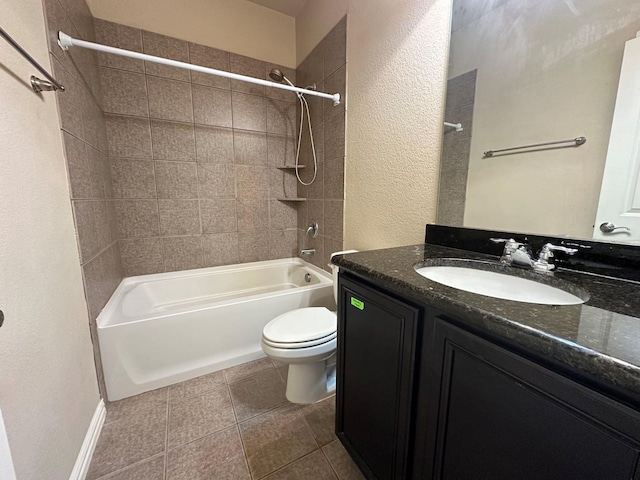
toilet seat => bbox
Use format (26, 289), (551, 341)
(262, 307), (336, 349)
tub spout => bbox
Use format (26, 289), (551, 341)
(300, 248), (315, 256)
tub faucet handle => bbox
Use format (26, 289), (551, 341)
(306, 221), (319, 238)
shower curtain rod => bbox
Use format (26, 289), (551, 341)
(57, 32), (341, 106)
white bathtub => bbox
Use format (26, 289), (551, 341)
(97, 258), (335, 401)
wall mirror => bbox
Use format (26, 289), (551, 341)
(436, 0), (640, 245)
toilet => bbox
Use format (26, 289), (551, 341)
(261, 250), (357, 404)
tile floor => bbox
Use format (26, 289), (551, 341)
(87, 357), (365, 479)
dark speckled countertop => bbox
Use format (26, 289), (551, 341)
(333, 244), (640, 408)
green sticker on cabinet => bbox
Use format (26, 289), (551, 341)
(350, 297), (365, 310)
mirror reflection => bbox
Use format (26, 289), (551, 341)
(437, 0), (640, 245)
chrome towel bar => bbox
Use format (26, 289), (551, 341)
(484, 136), (586, 157)
(0, 26), (64, 92)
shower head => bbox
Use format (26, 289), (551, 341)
(269, 68), (296, 88)
(269, 68), (284, 82)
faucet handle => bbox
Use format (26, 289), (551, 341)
(539, 243), (578, 260)
(490, 237), (522, 247)
(490, 238), (525, 264)
(533, 243), (578, 274)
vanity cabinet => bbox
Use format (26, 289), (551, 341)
(416, 317), (640, 480)
(336, 274), (421, 480)
(337, 272), (640, 480)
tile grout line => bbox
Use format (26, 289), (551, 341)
(91, 453), (165, 480)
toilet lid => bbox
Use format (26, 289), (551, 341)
(263, 307), (336, 344)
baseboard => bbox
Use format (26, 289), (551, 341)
(69, 400), (105, 480)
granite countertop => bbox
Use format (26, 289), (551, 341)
(333, 243), (640, 408)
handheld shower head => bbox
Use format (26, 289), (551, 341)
(269, 68), (295, 88)
(269, 68), (284, 82)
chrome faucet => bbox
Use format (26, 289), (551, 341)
(533, 243), (578, 274)
(491, 238), (578, 275)
(300, 248), (316, 256)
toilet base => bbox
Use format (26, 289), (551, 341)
(286, 361), (336, 404)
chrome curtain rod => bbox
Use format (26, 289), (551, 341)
(484, 136), (586, 158)
(58, 32), (341, 106)
(0, 26), (64, 92)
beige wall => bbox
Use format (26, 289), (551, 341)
(299, 0), (450, 251)
(86, 0), (296, 67)
(453, 0), (640, 238)
(0, 1), (100, 478)
(295, 0), (348, 66)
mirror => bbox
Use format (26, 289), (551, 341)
(437, 0), (640, 245)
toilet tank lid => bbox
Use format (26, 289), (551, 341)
(263, 307), (337, 343)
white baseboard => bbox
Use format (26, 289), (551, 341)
(69, 400), (106, 480)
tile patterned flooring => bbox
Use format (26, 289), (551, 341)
(88, 358), (365, 479)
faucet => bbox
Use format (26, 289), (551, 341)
(490, 238), (578, 275)
(300, 248), (316, 256)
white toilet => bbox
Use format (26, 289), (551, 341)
(261, 250), (357, 404)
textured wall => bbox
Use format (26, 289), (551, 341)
(86, 0), (296, 68)
(0, 0), (99, 477)
(344, 0), (452, 250)
(96, 20), (300, 275)
(296, 17), (347, 271)
(43, 0), (120, 399)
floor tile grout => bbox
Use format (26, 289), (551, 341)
(93, 453), (166, 480)
(90, 358), (354, 480)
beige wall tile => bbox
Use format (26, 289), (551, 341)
(147, 76), (193, 122)
(100, 67), (148, 116)
(234, 130), (267, 165)
(195, 125), (234, 163)
(197, 164), (235, 198)
(113, 199), (160, 237)
(236, 165), (269, 198)
(230, 53), (266, 96)
(232, 92), (266, 132)
(202, 233), (239, 267)
(95, 19), (144, 73)
(189, 43), (230, 89)
(269, 200), (297, 230)
(151, 120), (196, 161)
(155, 162), (198, 199)
(269, 229), (298, 259)
(266, 99), (296, 137)
(162, 236), (203, 272)
(110, 158), (156, 199)
(238, 231), (269, 263)
(200, 199), (237, 234)
(158, 199), (201, 235)
(192, 85), (232, 127)
(142, 30), (190, 81)
(119, 238), (164, 276)
(236, 199), (269, 232)
(105, 114), (152, 159)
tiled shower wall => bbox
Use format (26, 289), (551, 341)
(43, 0), (121, 398)
(436, 69), (477, 226)
(296, 17), (347, 271)
(95, 19), (302, 276)
(42, 0), (347, 397)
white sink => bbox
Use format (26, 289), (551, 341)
(414, 265), (587, 305)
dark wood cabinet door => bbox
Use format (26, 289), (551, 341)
(425, 318), (640, 480)
(336, 274), (421, 480)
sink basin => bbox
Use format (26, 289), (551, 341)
(414, 265), (587, 305)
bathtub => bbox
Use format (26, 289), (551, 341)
(97, 258), (335, 401)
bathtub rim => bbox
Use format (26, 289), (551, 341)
(97, 257), (333, 329)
